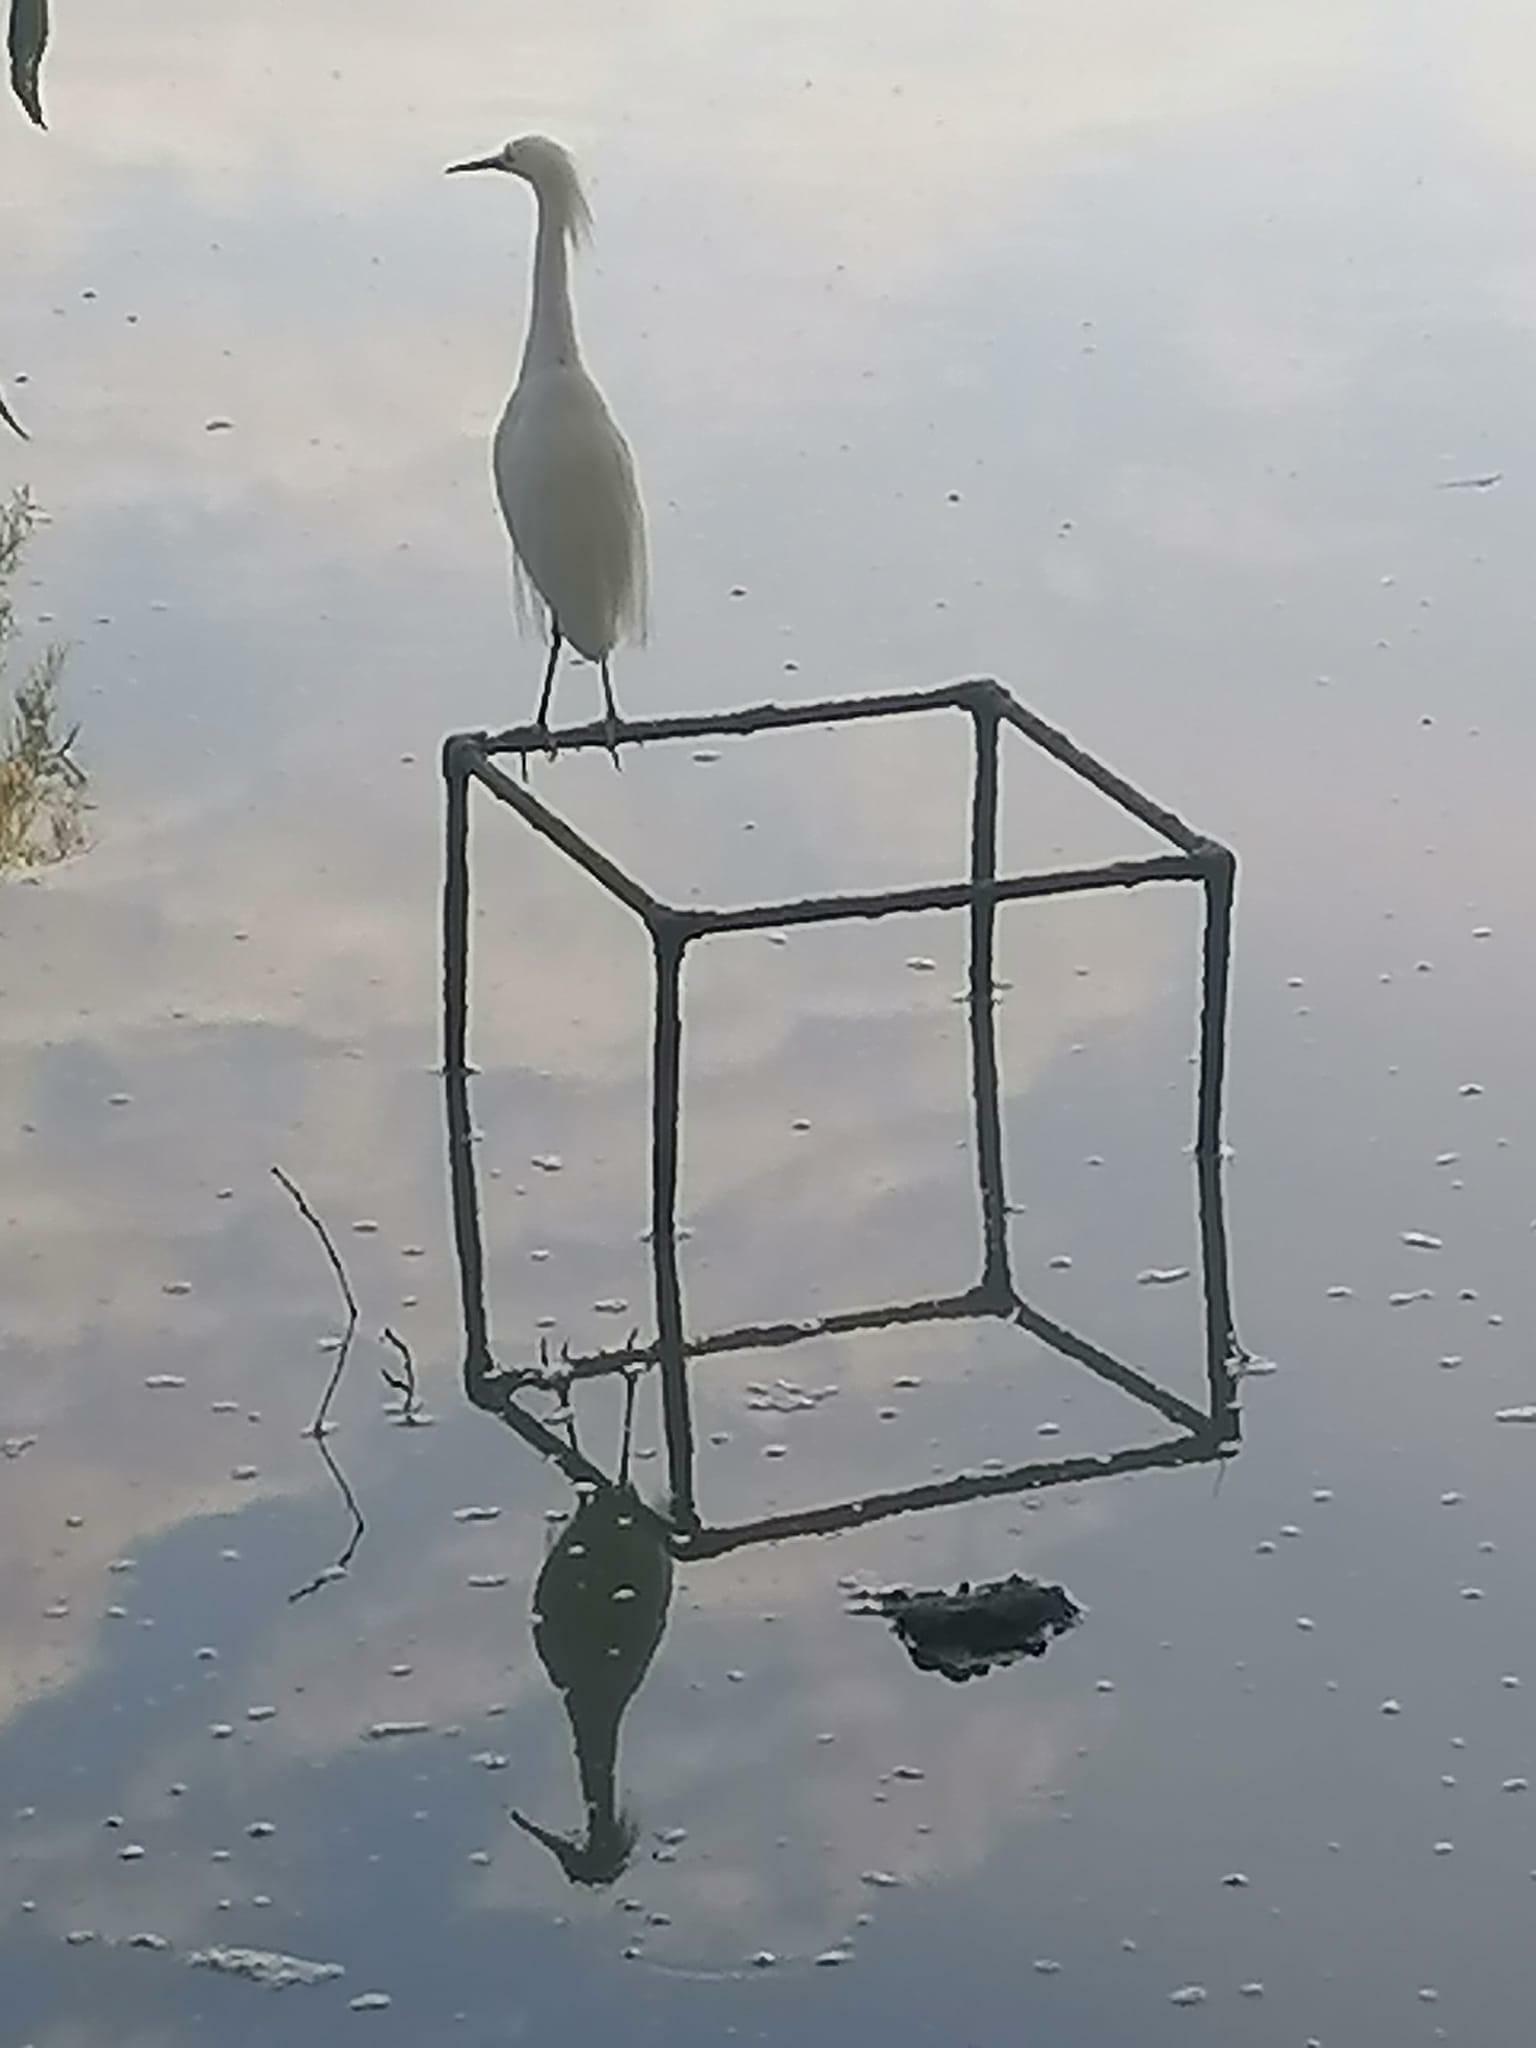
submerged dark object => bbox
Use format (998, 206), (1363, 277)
(861, 1574), (1082, 1682)
(8, 0), (49, 127)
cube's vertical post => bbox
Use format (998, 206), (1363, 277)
(442, 739), (494, 1378)
(1195, 845), (1235, 1160)
(443, 737), (473, 1078)
(967, 693), (1010, 1298)
(650, 921), (697, 1531)
(1196, 843), (1239, 1432)
(444, 1059), (493, 1375)
(1197, 1144), (1239, 1439)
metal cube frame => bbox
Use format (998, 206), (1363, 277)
(442, 678), (1243, 1556)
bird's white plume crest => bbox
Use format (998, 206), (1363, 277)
(510, 134), (593, 246)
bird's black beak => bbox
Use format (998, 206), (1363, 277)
(446, 154), (504, 175)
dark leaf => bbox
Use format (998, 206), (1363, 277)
(8, 0), (49, 128)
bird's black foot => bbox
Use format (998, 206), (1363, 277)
(602, 713), (622, 772)
(518, 725), (557, 782)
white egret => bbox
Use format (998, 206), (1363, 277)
(448, 135), (647, 749)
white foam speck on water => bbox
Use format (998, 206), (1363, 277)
(188, 1946), (344, 1989)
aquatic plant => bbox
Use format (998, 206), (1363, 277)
(0, 486), (85, 871)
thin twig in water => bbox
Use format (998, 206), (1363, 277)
(271, 1164), (358, 1438)
(379, 1323), (423, 1424)
(288, 1433), (367, 1603)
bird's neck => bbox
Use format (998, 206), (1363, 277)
(521, 191), (581, 378)
(570, 1693), (622, 1826)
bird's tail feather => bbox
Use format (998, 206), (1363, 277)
(508, 551), (545, 641)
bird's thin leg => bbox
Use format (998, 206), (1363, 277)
(555, 1370), (579, 1456)
(536, 627), (563, 755)
(619, 1365), (639, 1486)
(519, 629), (563, 783)
(599, 658), (622, 772)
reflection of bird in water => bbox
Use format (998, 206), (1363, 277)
(513, 1484), (673, 1885)
(512, 1384), (672, 1886)
(448, 135), (647, 753)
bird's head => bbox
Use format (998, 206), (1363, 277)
(446, 134), (592, 242)
(510, 1805), (640, 1889)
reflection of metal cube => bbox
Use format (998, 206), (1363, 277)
(443, 678), (1241, 1554)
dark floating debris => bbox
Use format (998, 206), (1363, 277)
(856, 1574), (1083, 1682)
(379, 1324), (424, 1425)
(1437, 472), (1502, 490)
(270, 1165), (358, 1439)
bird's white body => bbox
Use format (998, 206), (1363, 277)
(494, 365), (646, 664)
(451, 134), (646, 730)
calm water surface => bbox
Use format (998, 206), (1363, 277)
(4, 3), (1536, 2042)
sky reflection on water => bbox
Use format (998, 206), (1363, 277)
(5, 2), (1536, 2041)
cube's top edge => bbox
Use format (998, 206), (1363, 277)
(462, 678), (989, 762)
(445, 678), (1233, 879)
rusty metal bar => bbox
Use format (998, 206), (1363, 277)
(465, 750), (662, 922)
(442, 736), (473, 1075)
(677, 1428), (1228, 1558)
(1010, 1296), (1211, 1436)
(967, 695), (1011, 1296)
(1196, 844), (1236, 1159)
(682, 852), (1202, 939)
(1198, 1144), (1243, 1444)
(478, 679), (980, 758)
(527, 1279), (1015, 1388)
(987, 683), (1211, 856)
(443, 1061), (493, 1384)
(1195, 841), (1242, 1435)
(651, 928), (696, 1529)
